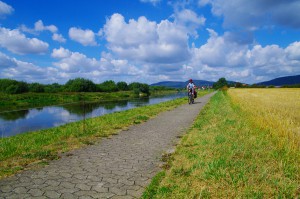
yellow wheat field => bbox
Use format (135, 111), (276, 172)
(228, 88), (300, 150)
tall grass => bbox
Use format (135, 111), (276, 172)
(143, 91), (299, 198)
(228, 88), (300, 151)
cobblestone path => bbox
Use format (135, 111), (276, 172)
(0, 92), (215, 199)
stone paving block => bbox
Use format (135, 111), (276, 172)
(110, 187), (127, 196)
(27, 188), (44, 197)
(44, 190), (61, 198)
(75, 183), (92, 191)
(126, 188), (145, 198)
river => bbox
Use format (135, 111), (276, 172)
(0, 93), (186, 138)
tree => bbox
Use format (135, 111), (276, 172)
(64, 78), (97, 92)
(29, 83), (45, 93)
(0, 79), (29, 94)
(97, 80), (118, 92)
(213, 78), (228, 90)
(128, 82), (150, 96)
(117, 81), (129, 91)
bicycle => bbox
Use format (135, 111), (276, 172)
(188, 89), (194, 104)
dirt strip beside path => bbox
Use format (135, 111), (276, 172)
(0, 92), (215, 199)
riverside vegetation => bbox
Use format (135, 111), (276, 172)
(143, 89), (299, 198)
(0, 90), (212, 179)
(0, 78), (177, 111)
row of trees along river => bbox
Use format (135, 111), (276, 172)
(0, 78), (155, 95)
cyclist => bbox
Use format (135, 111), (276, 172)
(187, 79), (195, 103)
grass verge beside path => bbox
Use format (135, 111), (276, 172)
(0, 91), (211, 179)
(143, 91), (299, 198)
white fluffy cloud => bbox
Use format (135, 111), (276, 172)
(69, 27), (97, 46)
(285, 41), (300, 61)
(199, 0), (300, 29)
(0, 1), (13, 18)
(102, 13), (192, 67)
(173, 9), (206, 37)
(0, 27), (49, 54)
(34, 20), (57, 33)
(52, 33), (66, 43)
(189, 28), (300, 83)
(0, 52), (61, 83)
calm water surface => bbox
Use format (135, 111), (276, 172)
(0, 93), (185, 137)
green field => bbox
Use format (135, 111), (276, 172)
(143, 90), (299, 198)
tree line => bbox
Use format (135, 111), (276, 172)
(212, 77), (300, 89)
(0, 78), (156, 95)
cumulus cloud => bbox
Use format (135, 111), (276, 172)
(285, 41), (300, 61)
(34, 20), (57, 33)
(0, 52), (60, 83)
(0, 1), (14, 18)
(102, 13), (190, 66)
(69, 27), (97, 46)
(20, 20), (66, 43)
(173, 9), (206, 37)
(20, 20), (58, 34)
(189, 28), (300, 83)
(0, 27), (49, 54)
(0, 52), (17, 68)
(52, 33), (66, 43)
(51, 47), (143, 83)
(51, 47), (71, 58)
(199, 0), (300, 29)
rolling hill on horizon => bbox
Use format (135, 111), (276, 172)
(151, 80), (215, 88)
(151, 74), (300, 88)
(257, 75), (300, 86)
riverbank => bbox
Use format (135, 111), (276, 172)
(143, 90), (299, 198)
(0, 90), (212, 179)
(0, 90), (177, 112)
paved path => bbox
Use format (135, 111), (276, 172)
(0, 92), (215, 199)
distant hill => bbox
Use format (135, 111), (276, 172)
(151, 80), (215, 88)
(257, 75), (300, 86)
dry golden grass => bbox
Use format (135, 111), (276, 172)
(228, 88), (300, 150)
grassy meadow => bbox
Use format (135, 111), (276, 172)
(0, 90), (211, 179)
(143, 89), (299, 198)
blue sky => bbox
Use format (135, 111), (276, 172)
(0, 0), (299, 84)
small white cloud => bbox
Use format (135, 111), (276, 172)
(51, 47), (71, 59)
(0, 1), (14, 18)
(0, 27), (48, 55)
(69, 27), (97, 46)
(20, 20), (58, 34)
(52, 33), (66, 43)
(34, 20), (58, 33)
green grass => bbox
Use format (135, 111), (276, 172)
(143, 91), (300, 198)
(0, 90), (212, 179)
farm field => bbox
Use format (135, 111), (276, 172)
(143, 89), (299, 198)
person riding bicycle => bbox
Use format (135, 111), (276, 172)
(187, 79), (195, 98)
